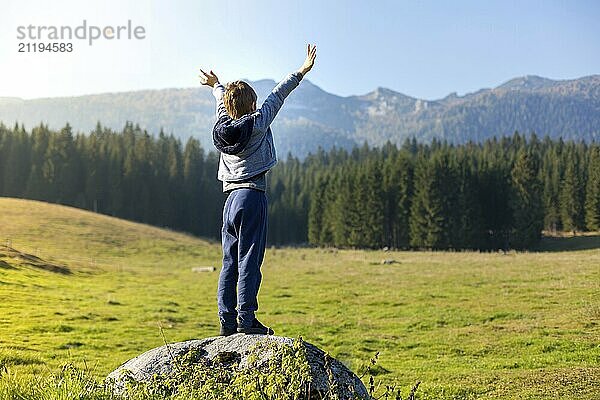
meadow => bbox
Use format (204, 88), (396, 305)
(0, 197), (598, 399)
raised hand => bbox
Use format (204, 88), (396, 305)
(199, 69), (219, 87)
(298, 44), (317, 76)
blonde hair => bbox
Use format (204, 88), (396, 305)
(223, 81), (257, 119)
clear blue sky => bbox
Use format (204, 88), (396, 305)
(1, 0), (599, 99)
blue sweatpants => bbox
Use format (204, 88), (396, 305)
(217, 188), (268, 329)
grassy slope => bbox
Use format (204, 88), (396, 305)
(0, 197), (598, 399)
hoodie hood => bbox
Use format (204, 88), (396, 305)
(212, 113), (255, 155)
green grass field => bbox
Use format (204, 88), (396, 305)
(0, 197), (599, 399)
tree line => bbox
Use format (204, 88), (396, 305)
(1, 121), (599, 250)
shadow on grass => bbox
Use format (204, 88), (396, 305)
(0, 350), (44, 366)
(0, 245), (71, 274)
(534, 233), (600, 252)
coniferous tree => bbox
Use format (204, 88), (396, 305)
(585, 145), (600, 230)
(41, 123), (76, 203)
(308, 173), (327, 245)
(509, 149), (544, 249)
(53, 124), (82, 205)
(560, 147), (585, 233)
(83, 123), (108, 212)
(454, 152), (484, 249)
(107, 134), (125, 217)
(319, 172), (339, 246)
(183, 137), (205, 235)
(479, 154), (512, 250)
(340, 166), (362, 247)
(541, 145), (561, 233)
(25, 124), (51, 200)
(2, 124), (30, 198)
(440, 151), (461, 249)
(382, 151), (413, 248)
(0, 124), (7, 194)
(356, 160), (385, 248)
(165, 134), (184, 227)
(409, 153), (448, 249)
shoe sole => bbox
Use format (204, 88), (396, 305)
(237, 328), (274, 335)
(220, 328), (238, 336)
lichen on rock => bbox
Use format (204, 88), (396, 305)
(106, 334), (368, 399)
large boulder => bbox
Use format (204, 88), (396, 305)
(106, 334), (368, 399)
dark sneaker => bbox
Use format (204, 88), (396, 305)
(220, 325), (237, 336)
(237, 319), (274, 335)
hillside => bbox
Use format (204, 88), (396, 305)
(1, 75), (598, 157)
(0, 197), (218, 270)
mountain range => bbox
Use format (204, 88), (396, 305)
(1, 74), (598, 157)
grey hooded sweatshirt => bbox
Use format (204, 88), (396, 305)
(211, 72), (303, 192)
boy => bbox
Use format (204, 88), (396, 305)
(199, 44), (317, 335)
